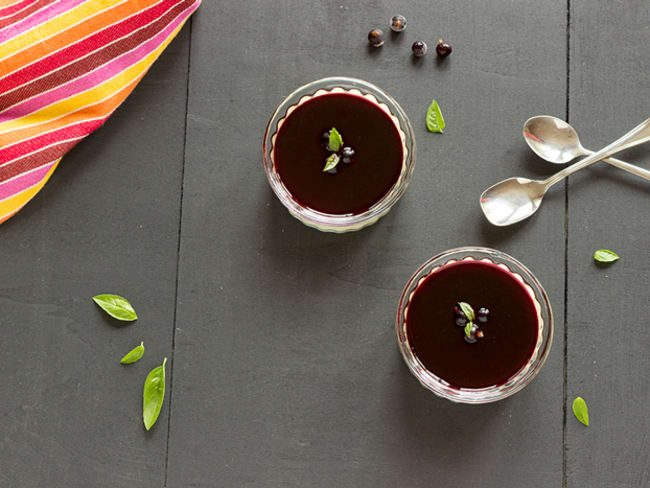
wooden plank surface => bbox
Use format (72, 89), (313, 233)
(165, 2), (567, 487)
(0, 28), (191, 488)
(566, 1), (650, 487)
(1, 2), (647, 487)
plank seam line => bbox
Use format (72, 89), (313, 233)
(562, 1), (571, 487)
(164, 16), (192, 488)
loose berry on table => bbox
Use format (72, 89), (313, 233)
(368, 29), (385, 47)
(436, 39), (452, 57)
(390, 15), (407, 32)
(412, 41), (428, 57)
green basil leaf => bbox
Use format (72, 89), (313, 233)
(594, 249), (619, 263)
(120, 342), (145, 364)
(458, 301), (475, 321)
(323, 153), (340, 172)
(143, 358), (167, 431)
(464, 321), (473, 339)
(426, 99), (445, 133)
(327, 127), (344, 152)
(572, 396), (589, 426)
(92, 294), (137, 321)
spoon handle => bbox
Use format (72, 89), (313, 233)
(583, 150), (650, 181)
(544, 118), (650, 188)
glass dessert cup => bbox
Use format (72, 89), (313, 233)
(262, 77), (416, 233)
(396, 247), (553, 404)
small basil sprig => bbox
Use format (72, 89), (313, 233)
(93, 294), (137, 321)
(572, 397), (589, 426)
(143, 358), (167, 431)
(323, 153), (340, 172)
(464, 321), (473, 339)
(594, 249), (619, 263)
(458, 301), (475, 321)
(327, 127), (344, 152)
(426, 100), (445, 133)
(121, 342), (145, 364)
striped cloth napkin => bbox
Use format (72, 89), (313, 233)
(0, 0), (200, 224)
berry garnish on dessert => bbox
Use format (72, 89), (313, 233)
(454, 309), (467, 327)
(321, 131), (331, 145)
(477, 307), (490, 323)
(464, 322), (481, 344)
(341, 146), (355, 164)
(321, 127), (355, 173)
(457, 301), (486, 344)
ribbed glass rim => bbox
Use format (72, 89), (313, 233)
(396, 247), (554, 404)
(262, 77), (416, 233)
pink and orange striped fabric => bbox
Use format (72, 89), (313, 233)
(0, 0), (200, 224)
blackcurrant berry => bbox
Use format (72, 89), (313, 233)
(341, 146), (355, 163)
(368, 29), (385, 47)
(477, 307), (490, 323)
(464, 324), (480, 344)
(464, 333), (477, 344)
(436, 39), (452, 57)
(390, 15), (406, 32)
(411, 41), (427, 57)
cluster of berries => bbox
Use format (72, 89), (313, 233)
(368, 15), (453, 59)
(454, 303), (490, 344)
(322, 130), (355, 174)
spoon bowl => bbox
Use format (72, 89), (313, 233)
(523, 116), (582, 164)
(480, 178), (545, 226)
(524, 116), (650, 181)
(482, 118), (650, 226)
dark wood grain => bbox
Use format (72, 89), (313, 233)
(0, 28), (190, 488)
(566, 2), (650, 487)
(165, 2), (567, 487)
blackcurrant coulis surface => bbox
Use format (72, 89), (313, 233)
(406, 260), (539, 389)
(273, 93), (403, 215)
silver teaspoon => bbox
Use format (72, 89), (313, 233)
(523, 115), (650, 181)
(481, 118), (650, 226)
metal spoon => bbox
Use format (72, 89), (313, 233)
(523, 115), (650, 180)
(481, 118), (650, 226)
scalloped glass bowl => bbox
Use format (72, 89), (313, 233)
(396, 247), (554, 404)
(262, 77), (416, 233)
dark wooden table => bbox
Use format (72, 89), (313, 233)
(1, 2), (648, 487)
